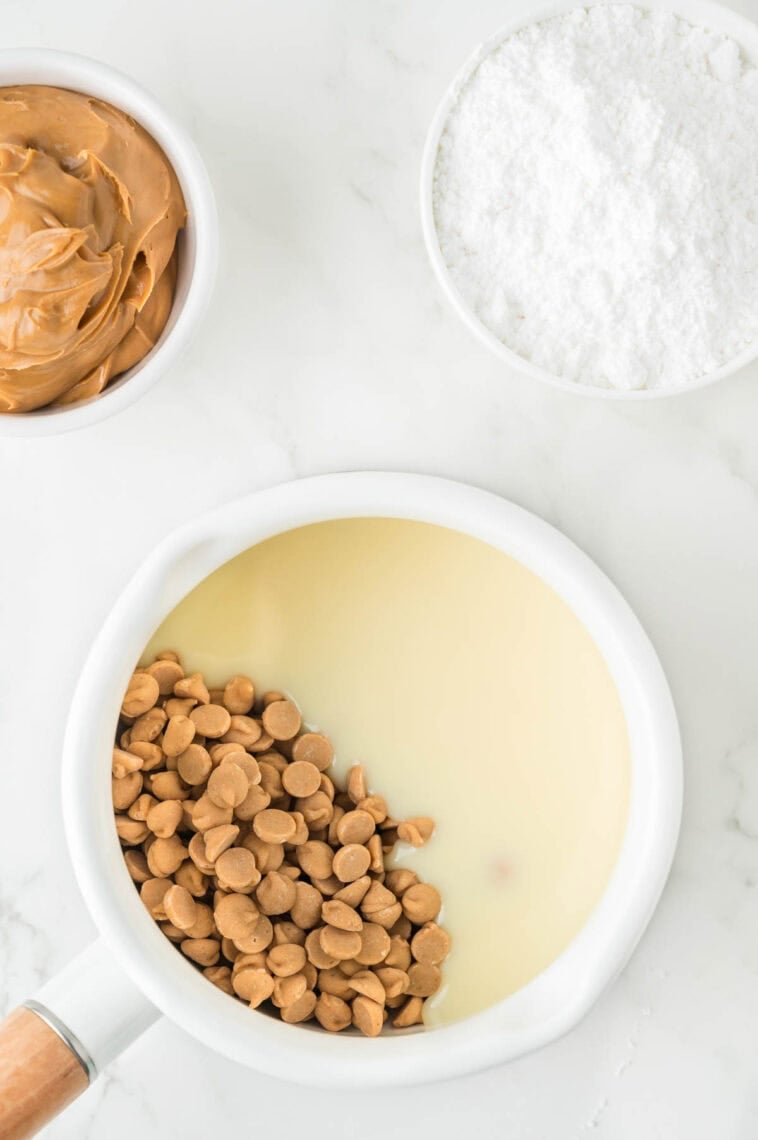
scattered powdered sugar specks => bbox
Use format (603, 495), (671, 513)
(433, 5), (758, 390)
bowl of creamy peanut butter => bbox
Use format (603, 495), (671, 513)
(0, 50), (217, 434)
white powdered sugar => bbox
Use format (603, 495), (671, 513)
(433, 5), (758, 390)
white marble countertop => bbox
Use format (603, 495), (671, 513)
(1, 0), (758, 1135)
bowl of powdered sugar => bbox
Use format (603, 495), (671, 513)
(422, 0), (758, 396)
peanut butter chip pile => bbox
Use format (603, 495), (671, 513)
(112, 653), (450, 1035)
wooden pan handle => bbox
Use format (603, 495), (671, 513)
(0, 1006), (90, 1140)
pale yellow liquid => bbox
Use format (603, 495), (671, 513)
(144, 518), (630, 1026)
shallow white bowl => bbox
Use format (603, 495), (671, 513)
(0, 49), (218, 436)
(58, 472), (682, 1087)
(420, 0), (758, 400)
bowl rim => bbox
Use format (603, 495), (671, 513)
(61, 472), (682, 1087)
(0, 47), (218, 436)
(419, 0), (758, 400)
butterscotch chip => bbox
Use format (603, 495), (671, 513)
(336, 809), (375, 845)
(273, 920), (306, 947)
(146, 658), (184, 695)
(352, 995), (383, 1037)
(124, 849), (151, 883)
(327, 806), (345, 846)
(321, 899), (363, 932)
(127, 741), (164, 771)
(333, 876), (371, 908)
(311, 874), (341, 897)
(233, 967), (273, 1003)
(292, 733), (334, 771)
(390, 914), (412, 940)
(156, 650), (181, 663)
(332, 843), (371, 883)
(112, 772), (143, 810)
(385, 869), (418, 896)
(223, 675), (255, 715)
(221, 751), (261, 785)
(397, 817), (435, 847)
(267, 943), (307, 977)
(233, 951), (267, 973)
(262, 690), (286, 707)
(258, 763), (284, 800)
(289, 811), (309, 845)
(234, 915), (274, 954)
(112, 747), (143, 779)
(243, 834), (284, 873)
(163, 715), (196, 758)
(184, 907), (215, 940)
(319, 926), (362, 962)
(216, 848), (260, 892)
(317, 968), (356, 1000)
(392, 996), (424, 1028)
(402, 884), (441, 924)
(164, 884), (197, 931)
(318, 773), (336, 801)
(174, 673), (210, 705)
(361, 882), (401, 931)
(350, 970), (386, 1005)
(297, 840), (334, 880)
(203, 823), (240, 863)
(258, 750), (288, 774)
(190, 703), (232, 739)
(411, 923), (451, 965)
(295, 791), (333, 828)
(140, 877), (172, 919)
(315, 993), (352, 1032)
(249, 733), (275, 754)
(192, 794), (233, 832)
(407, 962), (441, 997)
(181, 939), (219, 967)
(366, 834), (384, 873)
(358, 795), (388, 824)
(222, 938), (240, 963)
(385, 937), (412, 971)
(235, 784), (271, 821)
(150, 771), (190, 802)
(164, 697), (197, 719)
(346, 765), (367, 805)
(262, 699), (301, 741)
(355, 923), (391, 966)
(273, 973), (307, 1009)
(339, 959), (361, 977)
(291, 882), (323, 930)
(222, 715), (262, 749)
(175, 861), (208, 898)
(250, 870), (296, 916)
(147, 835), (186, 877)
(122, 672), (160, 718)
(282, 760), (321, 798)
(204, 965), (234, 995)
(128, 793), (156, 822)
(116, 817), (149, 844)
(207, 762), (249, 809)
(130, 707), (167, 743)
(159, 920), (185, 941)
(253, 808), (296, 844)
(375, 966), (409, 999)
(147, 799), (183, 839)
(188, 833), (215, 874)
(214, 893), (259, 941)
(281, 989), (317, 1024)
(304, 929), (338, 969)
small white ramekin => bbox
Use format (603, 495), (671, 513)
(15, 472), (683, 1096)
(0, 49), (217, 436)
(420, 0), (758, 400)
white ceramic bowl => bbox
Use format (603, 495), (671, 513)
(0, 49), (218, 436)
(45, 472), (681, 1089)
(420, 0), (758, 400)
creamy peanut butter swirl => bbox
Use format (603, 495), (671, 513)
(0, 85), (186, 413)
